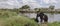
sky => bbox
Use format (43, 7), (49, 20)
(0, 0), (60, 9)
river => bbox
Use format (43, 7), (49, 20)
(19, 13), (60, 23)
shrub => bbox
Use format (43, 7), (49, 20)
(0, 15), (38, 26)
(48, 22), (60, 26)
(0, 10), (17, 18)
(0, 10), (38, 26)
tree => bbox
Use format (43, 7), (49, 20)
(20, 5), (30, 9)
(34, 8), (41, 11)
(49, 5), (55, 10)
(39, 9), (41, 11)
(34, 8), (38, 11)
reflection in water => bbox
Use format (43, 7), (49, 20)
(19, 13), (60, 23)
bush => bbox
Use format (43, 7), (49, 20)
(0, 15), (38, 26)
(0, 10), (38, 26)
(0, 10), (17, 18)
(48, 22), (60, 26)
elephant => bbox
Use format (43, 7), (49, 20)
(35, 12), (48, 23)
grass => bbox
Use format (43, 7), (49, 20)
(0, 10), (60, 26)
(48, 22), (60, 26)
(0, 10), (38, 26)
(37, 22), (60, 26)
(1, 15), (38, 26)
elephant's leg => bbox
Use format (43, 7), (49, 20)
(43, 15), (48, 24)
(40, 18), (43, 23)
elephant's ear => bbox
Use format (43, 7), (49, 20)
(35, 18), (39, 22)
(35, 13), (39, 22)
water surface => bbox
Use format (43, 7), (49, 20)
(19, 13), (60, 23)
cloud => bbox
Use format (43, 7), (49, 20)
(39, 0), (60, 9)
(0, 0), (22, 8)
(22, 0), (59, 8)
(0, 0), (59, 9)
(43, 0), (50, 4)
(22, 0), (41, 8)
(0, 0), (7, 2)
(43, 0), (58, 4)
(7, 1), (14, 5)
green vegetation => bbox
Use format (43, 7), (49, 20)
(49, 5), (55, 10)
(19, 5), (30, 9)
(0, 10), (38, 26)
(48, 22), (60, 26)
(1, 16), (38, 26)
(0, 8), (60, 26)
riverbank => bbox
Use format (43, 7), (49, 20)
(0, 10), (38, 26)
(19, 10), (60, 14)
(0, 10), (60, 26)
(39, 22), (60, 26)
(48, 22), (60, 26)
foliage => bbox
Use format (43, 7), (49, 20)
(0, 9), (19, 14)
(0, 10), (38, 26)
(48, 22), (60, 26)
(0, 10), (17, 18)
(34, 8), (38, 11)
(0, 15), (38, 26)
(20, 5), (30, 9)
(49, 5), (55, 10)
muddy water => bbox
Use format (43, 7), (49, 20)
(19, 13), (60, 23)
